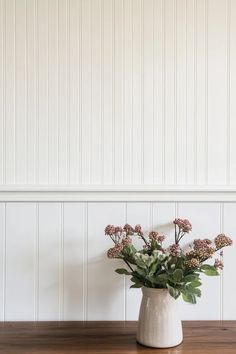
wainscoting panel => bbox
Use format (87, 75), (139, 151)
(0, 0), (235, 186)
(0, 201), (235, 321)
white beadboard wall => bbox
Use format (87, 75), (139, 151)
(0, 0), (236, 186)
(0, 0), (236, 322)
(0, 201), (235, 321)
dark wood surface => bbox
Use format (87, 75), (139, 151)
(0, 321), (236, 354)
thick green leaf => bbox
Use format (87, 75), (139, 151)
(184, 274), (199, 283)
(201, 264), (216, 271)
(167, 284), (180, 299)
(156, 273), (168, 282)
(204, 269), (219, 276)
(182, 292), (197, 304)
(172, 269), (183, 283)
(190, 280), (202, 288)
(115, 268), (131, 275)
(149, 261), (159, 275)
(186, 285), (201, 297)
(130, 283), (142, 288)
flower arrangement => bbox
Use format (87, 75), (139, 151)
(105, 219), (233, 304)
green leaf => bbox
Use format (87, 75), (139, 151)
(156, 273), (168, 282)
(149, 261), (159, 275)
(201, 264), (219, 276)
(136, 267), (147, 278)
(186, 285), (201, 297)
(172, 269), (183, 283)
(201, 264), (216, 271)
(130, 283), (142, 288)
(115, 268), (131, 275)
(184, 274), (199, 283)
(190, 280), (202, 288)
(204, 269), (219, 276)
(167, 284), (180, 299)
(182, 292), (197, 304)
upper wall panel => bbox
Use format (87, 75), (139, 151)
(0, 0), (235, 186)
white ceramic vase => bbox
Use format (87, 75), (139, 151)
(137, 287), (183, 348)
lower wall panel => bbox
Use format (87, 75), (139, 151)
(0, 201), (235, 321)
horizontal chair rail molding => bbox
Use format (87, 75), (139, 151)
(1, 185), (236, 202)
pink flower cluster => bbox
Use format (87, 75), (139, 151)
(214, 234), (233, 249)
(173, 218), (192, 233)
(148, 231), (165, 243)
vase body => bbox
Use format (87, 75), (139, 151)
(137, 287), (183, 348)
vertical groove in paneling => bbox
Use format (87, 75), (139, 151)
(34, 202), (39, 321)
(140, 0), (144, 185)
(47, 0), (49, 184)
(25, 0), (28, 184)
(83, 202), (88, 321)
(185, 0), (188, 184)
(124, 202), (127, 321)
(2, 203), (6, 321)
(131, 0), (134, 185)
(226, 0), (231, 184)
(100, 0), (104, 185)
(112, 0), (115, 184)
(205, 0), (208, 185)
(78, 0), (82, 184)
(13, 0), (16, 184)
(194, 0), (197, 185)
(219, 203), (224, 321)
(121, 0), (125, 185)
(59, 203), (64, 320)
(1, 0), (6, 184)
(162, 0), (165, 185)
(35, 0), (39, 184)
(66, 0), (70, 184)
(174, 0), (177, 185)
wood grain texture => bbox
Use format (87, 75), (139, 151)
(0, 321), (235, 354)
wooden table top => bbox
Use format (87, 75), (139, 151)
(0, 321), (235, 354)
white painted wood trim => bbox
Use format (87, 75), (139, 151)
(1, 185), (236, 201)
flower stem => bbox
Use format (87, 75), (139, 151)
(124, 259), (134, 272)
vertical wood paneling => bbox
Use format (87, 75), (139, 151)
(143, 0), (154, 184)
(207, 0), (227, 185)
(176, 0), (187, 185)
(87, 203), (125, 320)
(185, 0), (195, 184)
(81, 0), (92, 184)
(90, 0), (102, 184)
(122, 0), (133, 185)
(48, 0), (59, 184)
(229, 0), (236, 184)
(113, 0), (124, 184)
(222, 203), (236, 320)
(26, 0), (37, 184)
(37, 0), (49, 184)
(5, 203), (35, 320)
(58, 0), (68, 184)
(0, 203), (6, 320)
(0, 0), (235, 186)
(0, 0), (5, 184)
(15, 0), (27, 183)
(38, 203), (61, 320)
(5, 0), (15, 184)
(0, 201), (235, 320)
(163, 0), (175, 185)
(195, 0), (207, 185)
(63, 203), (85, 320)
(153, 0), (164, 185)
